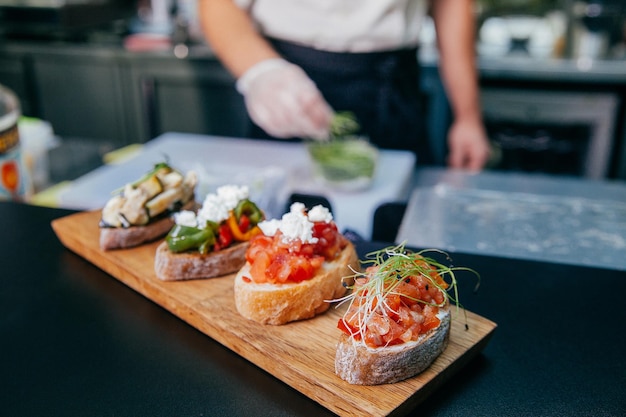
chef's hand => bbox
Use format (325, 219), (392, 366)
(236, 58), (333, 140)
(446, 117), (492, 172)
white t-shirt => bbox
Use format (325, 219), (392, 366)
(234, 0), (429, 53)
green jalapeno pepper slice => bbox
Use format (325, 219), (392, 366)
(165, 224), (216, 254)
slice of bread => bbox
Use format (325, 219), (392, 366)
(99, 200), (196, 251)
(234, 242), (358, 325)
(154, 240), (249, 281)
(100, 214), (175, 251)
(335, 308), (451, 385)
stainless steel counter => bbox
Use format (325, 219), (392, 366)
(478, 55), (626, 84)
(398, 167), (626, 270)
(419, 47), (626, 85)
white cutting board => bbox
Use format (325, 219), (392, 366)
(58, 132), (415, 239)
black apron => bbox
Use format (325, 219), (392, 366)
(246, 38), (429, 162)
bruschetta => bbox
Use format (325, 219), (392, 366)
(154, 184), (265, 281)
(234, 203), (358, 325)
(99, 162), (197, 250)
(334, 244), (476, 385)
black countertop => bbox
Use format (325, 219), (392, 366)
(1, 201), (625, 416)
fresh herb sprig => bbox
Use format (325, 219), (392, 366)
(329, 111), (360, 139)
(308, 112), (377, 181)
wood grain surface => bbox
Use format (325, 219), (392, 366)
(51, 210), (497, 417)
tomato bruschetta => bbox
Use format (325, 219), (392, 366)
(234, 202), (358, 325)
(334, 244), (476, 385)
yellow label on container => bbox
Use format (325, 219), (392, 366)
(0, 123), (19, 154)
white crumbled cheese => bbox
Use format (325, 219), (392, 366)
(280, 210), (317, 244)
(308, 204), (333, 223)
(258, 218), (281, 236)
(216, 184), (249, 210)
(173, 210), (198, 227)
(197, 193), (230, 225)
(258, 202), (332, 244)
(289, 202), (306, 214)
(176, 184), (249, 228)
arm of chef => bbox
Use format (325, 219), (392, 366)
(198, 0), (332, 140)
(430, 0), (491, 171)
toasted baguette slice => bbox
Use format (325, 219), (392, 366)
(100, 215), (176, 251)
(154, 241), (249, 281)
(99, 200), (196, 251)
(234, 242), (358, 325)
(335, 308), (451, 385)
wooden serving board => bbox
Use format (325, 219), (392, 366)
(52, 210), (497, 417)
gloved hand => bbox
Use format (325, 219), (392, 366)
(236, 58), (333, 139)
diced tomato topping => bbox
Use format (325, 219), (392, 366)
(312, 221), (346, 259)
(245, 235), (273, 263)
(249, 249), (270, 281)
(244, 220), (347, 284)
(385, 317), (408, 346)
(337, 319), (360, 338)
(422, 305), (441, 331)
(337, 269), (448, 348)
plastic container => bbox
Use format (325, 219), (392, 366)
(306, 136), (379, 191)
(0, 84), (32, 201)
(19, 117), (58, 192)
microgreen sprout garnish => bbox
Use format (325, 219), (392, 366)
(332, 242), (480, 347)
(308, 112), (377, 183)
(329, 111), (360, 138)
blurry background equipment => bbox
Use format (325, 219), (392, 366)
(481, 88), (618, 179)
(478, 14), (565, 58)
(476, 0), (626, 59)
(0, 0), (136, 39)
(570, 0), (626, 60)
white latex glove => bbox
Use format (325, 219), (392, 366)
(236, 58), (333, 139)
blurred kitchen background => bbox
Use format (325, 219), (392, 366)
(1, 0), (625, 199)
